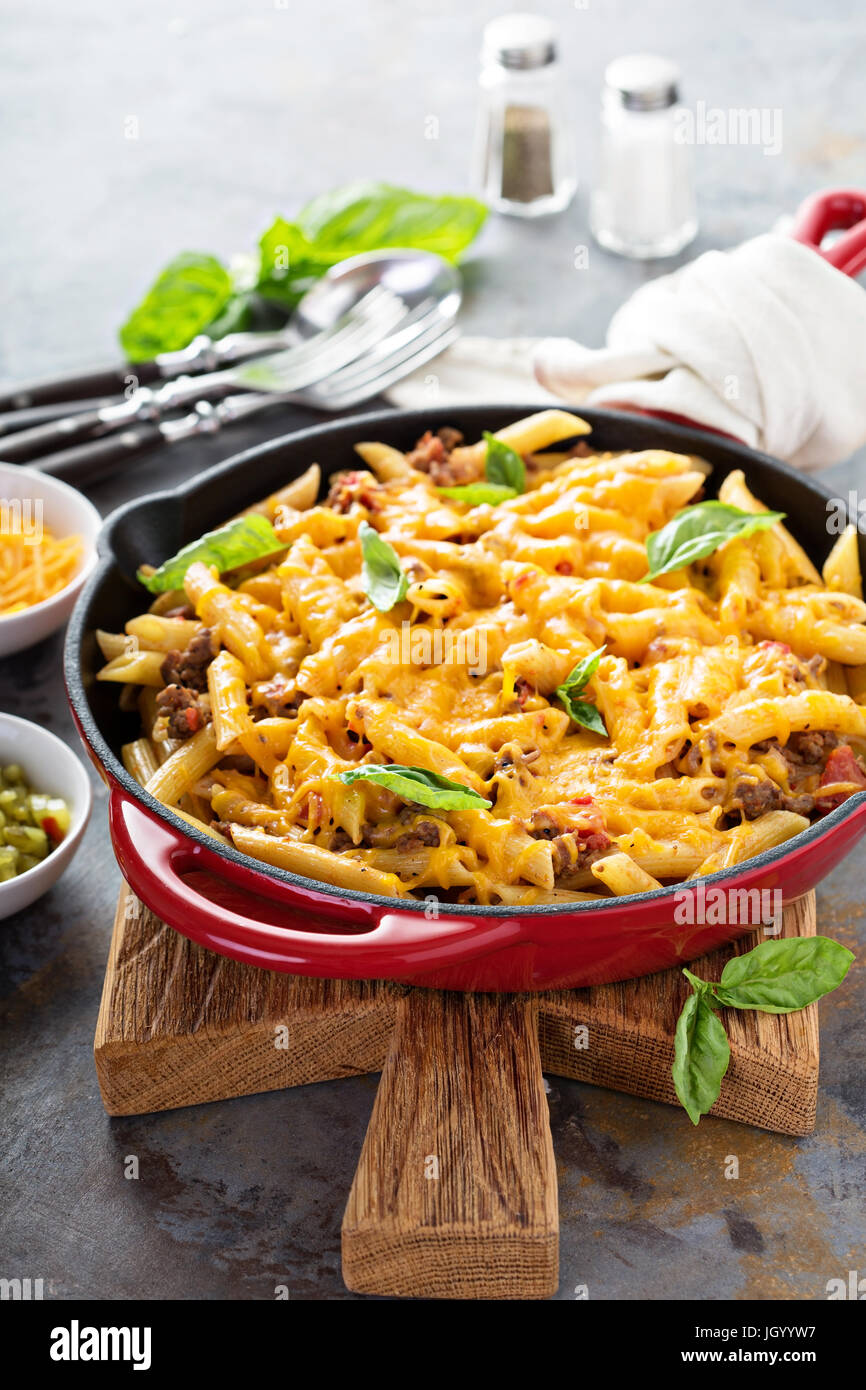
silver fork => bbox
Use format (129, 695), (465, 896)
(1, 286), (408, 464)
(36, 311), (459, 484)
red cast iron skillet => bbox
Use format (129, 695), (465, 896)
(65, 405), (866, 991)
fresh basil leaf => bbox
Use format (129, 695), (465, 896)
(484, 432), (526, 494)
(121, 184), (486, 351)
(712, 936), (854, 1014)
(257, 183), (487, 308)
(119, 253), (235, 362)
(555, 646), (608, 736)
(338, 764), (491, 810)
(256, 217), (338, 308)
(137, 514), (282, 594)
(643, 502), (786, 583)
(558, 695), (608, 737)
(296, 181), (488, 262)
(672, 986), (730, 1126)
(359, 521), (409, 612)
(558, 647), (606, 698)
(437, 483), (518, 506)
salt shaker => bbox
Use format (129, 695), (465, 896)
(473, 13), (577, 218)
(590, 54), (697, 259)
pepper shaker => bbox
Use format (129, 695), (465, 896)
(590, 54), (698, 259)
(473, 13), (577, 218)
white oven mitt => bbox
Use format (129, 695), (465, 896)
(386, 234), (866, 471)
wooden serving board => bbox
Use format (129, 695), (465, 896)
(95, 887), (819, 1300)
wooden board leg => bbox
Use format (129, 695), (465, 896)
(341, 991), (559, 1300)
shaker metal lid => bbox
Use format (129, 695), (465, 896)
(604, 53), (680, 110)
(482, 12), (557, 69)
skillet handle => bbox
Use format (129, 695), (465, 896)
(788, 187), (866, 278)
(109, 791), (512, 979)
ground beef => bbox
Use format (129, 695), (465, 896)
(358, 821), (394, 848)
(218, 754), (257, 775)
(436, 427), (464, 452)
(326, 469), (381, 514)
(155, 684), (207, 739)
(255, 673), (303, 719)
(730, 778), (782, 820)
(750, 729), (839, 791)
(550, 829), (612, 878)
(357, 811), (443, 851)
(395, 821), (441, 853)
(160, 629), (216, 692)
(405, 427), (475, 487)
(729, 778), (816, 820)
(526, 809), (562, 838)
(785, 729), (839, 767)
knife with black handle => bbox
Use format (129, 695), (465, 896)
(36, 397), (276, 485)
(0, 327), (296, 415)
(0, 360), (162, 413)
(0, 397), (119, 437)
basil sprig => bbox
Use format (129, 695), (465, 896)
(137, 514), (283, 594)
(673, 936), (854, 1124)
(437, 431), (526, 506)
(359, 521), (409, 612)
(338, 764), (491, 810)
(554, 646), (608, 737)
(120, 183), (487, 360)
(643, 501), (785, 583)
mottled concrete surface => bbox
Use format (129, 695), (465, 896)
(1, 0), (865, 1300)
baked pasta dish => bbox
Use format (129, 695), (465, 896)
(96, 410), (866, 904)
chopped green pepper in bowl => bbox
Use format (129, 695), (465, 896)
(0, 765), (72, 881)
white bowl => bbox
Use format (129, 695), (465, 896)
(0, 713), (93, 921)
(0, 462), (101, 657)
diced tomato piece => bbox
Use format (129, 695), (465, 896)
(42, 816), (64, 845)
(185, 706), (201, 733)
(759, 640), (791, 654)
(816, 745), (866, 812)
(570, 794), (593, 805)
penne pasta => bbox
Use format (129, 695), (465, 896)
(145, 725), (224, 806)
(97, 649), (166, 686)
(823, 524), (863, 600)
(102, 418), (866, 905)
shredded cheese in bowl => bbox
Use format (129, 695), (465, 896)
(0, 528), (84, 616)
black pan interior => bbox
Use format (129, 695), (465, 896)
(65, 405), (864, 917)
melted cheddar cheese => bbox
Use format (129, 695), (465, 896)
(99, 413), (866, 905)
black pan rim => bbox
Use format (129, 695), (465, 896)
(64, 403), (866, 919)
